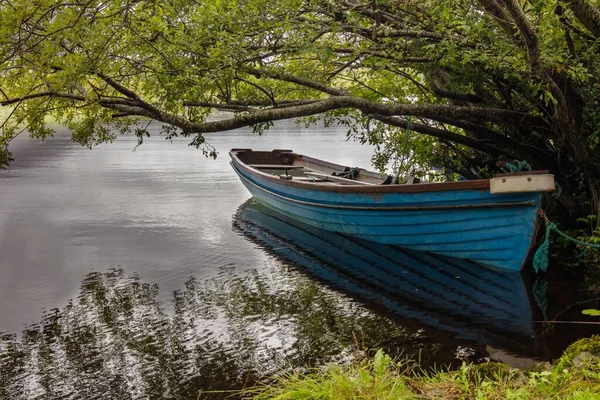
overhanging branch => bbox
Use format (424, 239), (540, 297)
(567, 0), (600, 38)
(0, 91), (85, 105)
(373, 115), (511, 158)
(181, 95), (536, 134)
(243, 67), (350, 96)
(1, 90), (539, 139)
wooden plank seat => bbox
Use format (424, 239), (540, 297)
(303, 171), (376, 185)
(249, 164), (305, 170)
(294, 177), (328, 182)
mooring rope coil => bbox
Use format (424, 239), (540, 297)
(533, 210), (600, 272)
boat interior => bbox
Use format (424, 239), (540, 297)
(232, 148), (412, 186)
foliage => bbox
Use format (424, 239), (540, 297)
(246, 336), (600, 399)
(582, 309), (600, 316)
(246, 349), (409, 399)
(1, 0), (600, 217)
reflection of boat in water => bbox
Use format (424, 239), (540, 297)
(234, 199), (538, 356)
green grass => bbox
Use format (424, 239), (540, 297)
(239, 337), (600, 399)
(245, 350), (410, 399)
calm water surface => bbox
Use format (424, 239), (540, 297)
(1, 121), (599, 398)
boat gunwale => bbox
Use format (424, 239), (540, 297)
(232, 164), (537, 211)
(230, 149), (547, 194)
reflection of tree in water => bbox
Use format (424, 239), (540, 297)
(1, 264), (447, 399)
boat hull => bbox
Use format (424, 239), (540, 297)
(231, 158), (542, 271)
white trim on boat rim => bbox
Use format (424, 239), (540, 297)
(490, 174), (555, 194)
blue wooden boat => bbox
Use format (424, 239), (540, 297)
(230, 149), (555, 271)
(234, 200), (539, 357)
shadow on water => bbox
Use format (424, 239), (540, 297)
(1, 199), (600, 399)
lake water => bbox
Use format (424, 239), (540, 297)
(1, 121), (599, 399)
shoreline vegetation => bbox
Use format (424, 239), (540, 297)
(235, 336), (600, 399)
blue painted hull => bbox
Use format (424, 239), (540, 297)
(234, 200), (536, 353)
(231, 157), (542, 271)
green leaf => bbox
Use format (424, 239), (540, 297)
(320, 47), (334, 64)
(373, 349), (390, 377)
(582, 309), (600, 316)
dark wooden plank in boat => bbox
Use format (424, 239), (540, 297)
(249, 164), (305, 170)
(294, 179), (339, 185)
(303, 171), (376, 185)
(294, 177), (328, 182)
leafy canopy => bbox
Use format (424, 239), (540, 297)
(1, 0), (600, 213)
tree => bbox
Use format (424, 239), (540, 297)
(1, 0), (599, 218)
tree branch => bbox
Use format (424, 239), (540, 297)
(477, 0), (520, 40)
(372, 115), (510, 158)
(243, 67), (350, 96)
(566, 0), (600, 38)
(430, 84), (485, 103)
(499, 0), (541, 71)
(234, 76), (276, 105)
(95, 72), (140, 99)
(181, 102), (253, 112)
(0, 91), (85, 106)
(180, 95), (535, 134)
(435, 117), (557, 166)
(338, 24), (444, 40)
(183, 99), (319, 110)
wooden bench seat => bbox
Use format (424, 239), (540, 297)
(249, 164), (305, 170)
(303, 171), (376, 185)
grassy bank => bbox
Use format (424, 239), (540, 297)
(241, 336), (600, 399)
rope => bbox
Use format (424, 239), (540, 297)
(533, 210), (600, 272)
(552, 182), (562, 199)
(338, 167), (360, 180)
(504, 160), (532, 173)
